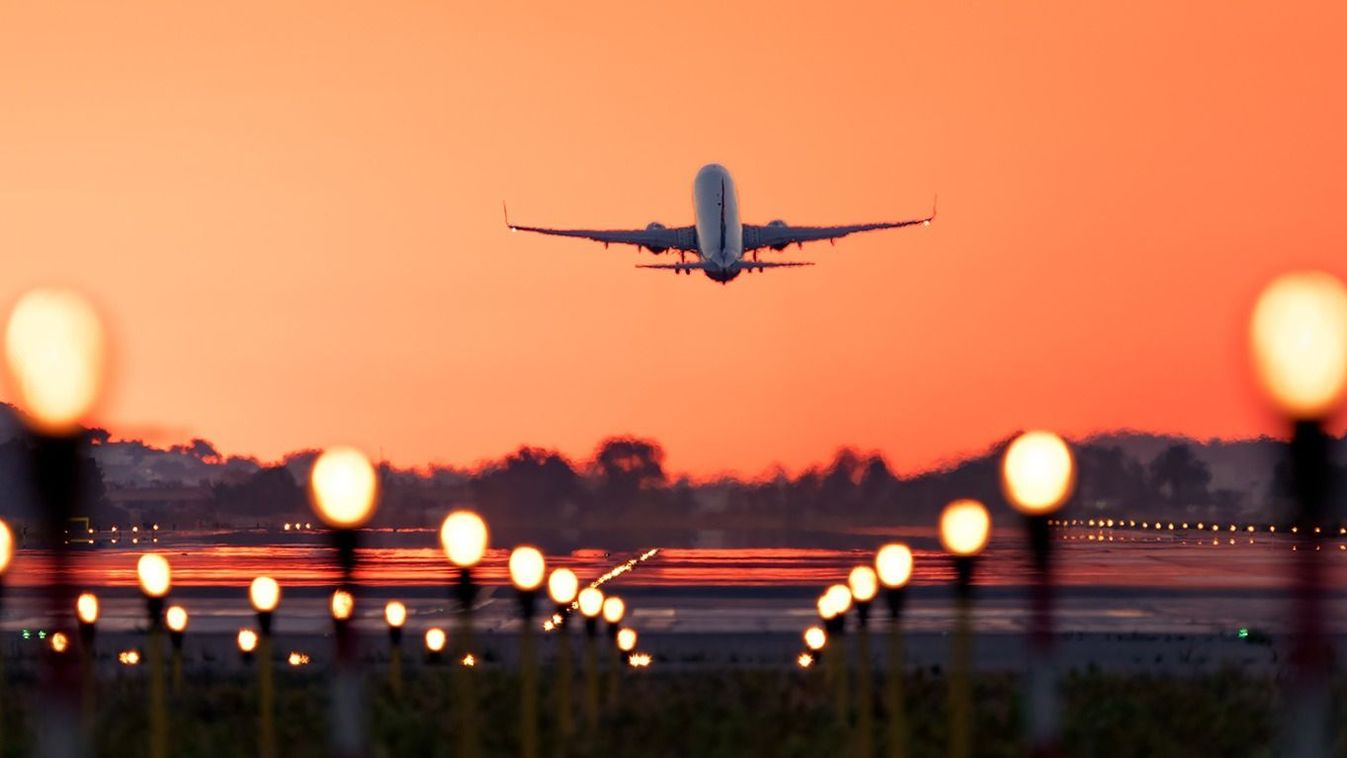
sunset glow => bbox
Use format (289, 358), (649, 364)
(3, 3), (1344, 475)
(2, 5), (1345, 754)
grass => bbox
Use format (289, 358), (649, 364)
(0, 664), (1334, 757)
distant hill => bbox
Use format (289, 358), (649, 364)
(0, 404), (1342, 531)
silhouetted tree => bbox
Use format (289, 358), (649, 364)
(171, 438), (221, 462)
(212, 465), (306, 519)
(591, 437), (666, 513)
(1148, 444), (1212, 507)
(1075, 445), (1151, 511)
(472, 446), (581, 523)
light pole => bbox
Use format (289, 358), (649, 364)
(939, 499), (991, 758)
(165, 605), (188, 694)
(547, 567), (579, 753)
(75, 592), (98, 652)
(137, 554), (171, 758)
(384, 601), (407, 696)
(819, 583), (853, 747)
(509, 546), (546, 758)
(816, 591), (838, 684)
(875, 543), (913, 758)
(248, 576), (281, 758)
(1002, 430), (1075, 756)
(440, 510), (488, 758)
(615, 627), (637, 666)
(849, 565), (879, 758)
(0, 519), (9, 756)
(804, 624), (827, 658)
(577, 586), (605, 743)
(75, 592), (98, 741)
(331, 589), (355, 624)
(238, 628), (259, 665)
(424, 627), (447, 664)
(1249, 271), (1347, 758)
(308, 446), (380, 758)
(4, 288), (106, 758)
(601, 595), (626, 709)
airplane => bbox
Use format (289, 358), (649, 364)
(504, 163), (935, 283)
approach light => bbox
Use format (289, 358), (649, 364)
(424, 627), (447, 653)
(1002, 430), (1076, 514)
(508, 546), (546, 591)
(1250, 271), (1347, 419)
(330, 589), (354, 621)
(440, 510), (488, 568)
(548, 568), (579, 605)
(76, 593), (99, 625)
(249, 576), (281, 613)
(804, 625), (827, 651)
(309, 446), (379, 528)
(385, 600), (407, 628)
(848, 565), (878, 603)
(816, 592), (836, 620)
(237, 628), (258, 654)
(166, 606), (188, 633)
(136, 553), (171, 598)
(616, 627), (638, 652)
(601, 596), (626, 625)
(823, 584), (853, 617)
(3, 288), (107, 435)
(0, 519), (13, 575)
(939, 500), (991, 556)
(577, 587), (604, 618)
(875, 543), (913, 588)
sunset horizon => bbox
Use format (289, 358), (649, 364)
(3, 3), (1347, 755)
(58, 414), (1345, 482)
(6, 2), (1346, 481)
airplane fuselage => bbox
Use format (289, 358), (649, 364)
(692, 164), (744, 282)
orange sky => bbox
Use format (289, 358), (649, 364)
(2, 2), (1345, 478)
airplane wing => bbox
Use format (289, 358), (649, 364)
(635, 261), (814, 270)
(741, 201), (936, 252)
(504, 203), (699, 253)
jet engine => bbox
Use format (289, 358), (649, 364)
(644, 222), (668, 253)
(767, 219), (788, 250)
